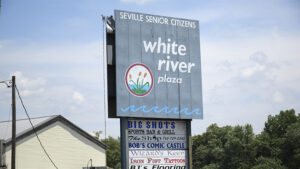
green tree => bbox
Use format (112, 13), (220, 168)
(251, 157), (286, 169)
(254, 131), (279, 158)
(192, 124), (230, 168)
(264, 109), (298, 139)
(282, 121), (300, 169)
(202, 163), (220, 169)
(193, 124), (256, 169)
(258, 109), (299, 169)
(101, 136), (121, 169)
(223, 125), (256, 169)
(93, 131), (103, 140)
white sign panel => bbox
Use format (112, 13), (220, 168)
(128, 119), (187, 168)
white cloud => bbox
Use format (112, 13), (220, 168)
(194, 30), (300, 134)
(22, 88), (45, 97)
(0, 40), (107, 133)
(0, 41), (101, 65)
(72, 91), (85, 104)
(0, 40), (11, 49)
(273, 91), (283, 103)
(169, 1), (299, 26)
(241, 65), (266, 77)
(9, 72), (46, 97)
(120, 0), (155, 4)
(11, 72), (45, 88)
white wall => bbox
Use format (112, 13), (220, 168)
(5, 121), (106, 169)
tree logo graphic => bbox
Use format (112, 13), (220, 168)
(125, 63), (153, 97)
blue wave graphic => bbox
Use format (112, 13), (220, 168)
(120, 105), (201, 116)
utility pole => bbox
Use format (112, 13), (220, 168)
(11, 76), (16, 169)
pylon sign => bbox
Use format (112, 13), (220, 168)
(115, 10), (203, 119)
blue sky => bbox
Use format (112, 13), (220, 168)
(0, 0), (299, 138)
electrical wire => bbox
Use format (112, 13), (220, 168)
(15, 85), (58, 169)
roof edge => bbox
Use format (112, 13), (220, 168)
(5, 115), (107, 150)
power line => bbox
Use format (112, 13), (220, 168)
(0, 115), (57, 123)
(15, 85), (58, 169)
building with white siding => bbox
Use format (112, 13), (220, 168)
(0, 115), (107, 169)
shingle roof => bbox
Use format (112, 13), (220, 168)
(0, 115), (106, 149)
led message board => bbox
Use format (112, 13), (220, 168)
(115, 10), (203, 119)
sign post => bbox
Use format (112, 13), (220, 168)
(120, 118), (129, 169)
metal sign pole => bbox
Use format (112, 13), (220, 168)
(120, 118), (129, 169)
(187, 120), (192, 169)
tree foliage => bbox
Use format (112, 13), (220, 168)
(101, 136), (121, 169)
(251, 157), (287, 169)
(193, 109), (299, 169)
